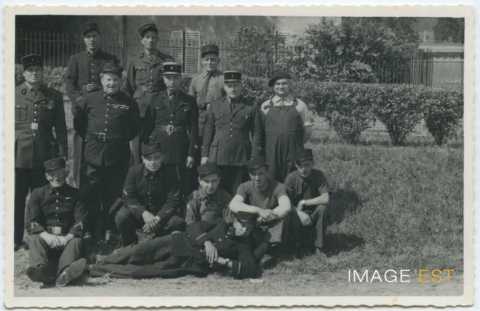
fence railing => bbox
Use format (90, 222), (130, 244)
(16, 29), (464, 88)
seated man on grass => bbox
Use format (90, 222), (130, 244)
(285, 148), (330, 255)
(229, 158), (293, 264)
(89, 212), (269, 280)
(25, 157), (88, 288)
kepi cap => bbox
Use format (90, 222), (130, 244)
(201, 44), (219, 58)
(138, 23), (158, 37)
(247, 157), (268, 173)
(101, 62), (122, 76)
(224, 71), (242, 82)
(142, 143), (163, 156)
(268, 71), (292, 87)
(82, 22), (100, 36)
(197, 163), (221, 178)
(296, 148), (314, 164)
(44, 157), (66, 172)
(21, 54), (43, 70)
(163, 62), (182, 75)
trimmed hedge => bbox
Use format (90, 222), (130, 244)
(15, 65), (463, 146)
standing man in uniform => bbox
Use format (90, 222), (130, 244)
(188, 44), (224, 141)
(123, 23), (174, 164)
(15, 54), (68, 251)
(25, 157), (87, 288)
(74, 62), (140, 243)
(142, 62), (198, 197)
(65, 22), (120, 188)
(115, 143), (184, 246)
(201, 71), (255, 195)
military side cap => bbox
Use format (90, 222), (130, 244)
(101, 62), (122, 76)
(201, 44), (219, 58)
(296, 148), (314, 164)
(224, 71), (242, 82)
(163, 62), (182, 75)
(82, 22), (100, 36)
(142, 143), (163, 156)
(268, 71), (292, 87)
(197, 163), (221, 178)
(44, 157), (66, 172)
(247, 157), (268, 172)
(21, 54), (43, 69)
(138, 23), (158, 37)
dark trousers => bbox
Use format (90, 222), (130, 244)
(81, 162), (129, 240)
(27, 235), (83, 279)
(219, 165), (248, 195)
(164, 164), (195, 199)
(15, 168), (47, 245)
(303, 205), (328, 249)
(115, 206), (185, 246)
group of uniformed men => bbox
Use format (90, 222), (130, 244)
(15, 22), (331, 287)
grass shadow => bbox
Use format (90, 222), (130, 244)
(326, 189), (362, 225)
(323, 233), (365, 257)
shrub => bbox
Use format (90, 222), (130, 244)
(420, 88), (463, 145)
(373, 84), (424, 145)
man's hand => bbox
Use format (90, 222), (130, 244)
(297, 200), (306, 211)
(200, 157), (209, 165)
(142, 212), (160, 234)
(40, 232), (64, 248)
(257, 209), (276, 223)
(142, 211), (157, 224)
(204, 240), (218, 265)
(186, 156), (194, 168)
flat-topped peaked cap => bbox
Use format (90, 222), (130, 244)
(44, 157), (66, 172)
(82, 22), (100, 36)
(268, 70), (292, 87)
(101, 62), (123, 76)
(198, 163), (221, 178)
(138, 23), (158, 37)
(141, 143), (164, 156)
(163, 62), (182, 75)
(201, 44), (219, 58)
(224, 71), (242, 82)
(21, 54), (43, 69)
(296, 148), (314, 164)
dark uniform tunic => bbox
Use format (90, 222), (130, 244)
(26, 183), (86, 280)
(254, 96), (312, 182)
(285, 169), (330, 249)
(123, 49), (174, 117)
(73, 90), (139, 238)
(202, 96), (255, 194)
(90, 220), (269, 280)
(185, 188), (232, 225)
(15, 82), (67, 246)
(142, 90), (198, 196)
(65, 49), (119, 187)
(115, 163), (184, 245)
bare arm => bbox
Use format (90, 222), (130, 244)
(302, 192), (329, 207)
(271, 194), (291, 219)
(229, 194), (262, 215)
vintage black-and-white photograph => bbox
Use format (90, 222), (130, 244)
(4, 6), (473, 308)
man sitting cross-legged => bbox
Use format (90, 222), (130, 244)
(284, 148), (330, 255)
(114, 143), (184, 246)
(25, 157), (88, 288)
(89, 211), (269, 280)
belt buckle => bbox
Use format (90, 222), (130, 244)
(97, 132), (107, 142)
(166, 125), (174, 136)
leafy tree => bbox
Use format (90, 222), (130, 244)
(433, 18), (464, 43)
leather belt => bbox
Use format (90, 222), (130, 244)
(87, 132), (125, 143)
(156, 125), (185, 136)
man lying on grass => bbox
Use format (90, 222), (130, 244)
(89, 212), (269, 279)
(229, 158), (297, 266)
(285, 148), (330, 256)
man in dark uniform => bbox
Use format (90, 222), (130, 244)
(201, 71), (255, 194)
(188, 44), (224, 140)
(115, 143), (184, 246)
(185, 163), (232, 225)
(90, 212), (269, 280)
(123, 23), (174, 164)
(284, 148), (330, 255)
(25, 157), (87, 288)
(65, 22), (120, 188)
(15, 54), (68, 251)
(142, 62), (198, 197)
(74, 62), (140, 242)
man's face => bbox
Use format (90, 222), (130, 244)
(141, 31), (158, 50)
(201, 54), (219, 72)
(273, 78), (291, 97)
(223, 81), (242, 99)
(45, 168), (67, 188)
(83, 31), (99, 51)
(249, 167), (269, 190)
(142, 152), (165, 172)
(23, 66), (43, 85)
(199, 173), (220, 195)
(100, 73), (121, 94)
(296, 160), (314, 178)
(162, 74), (181, 90)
